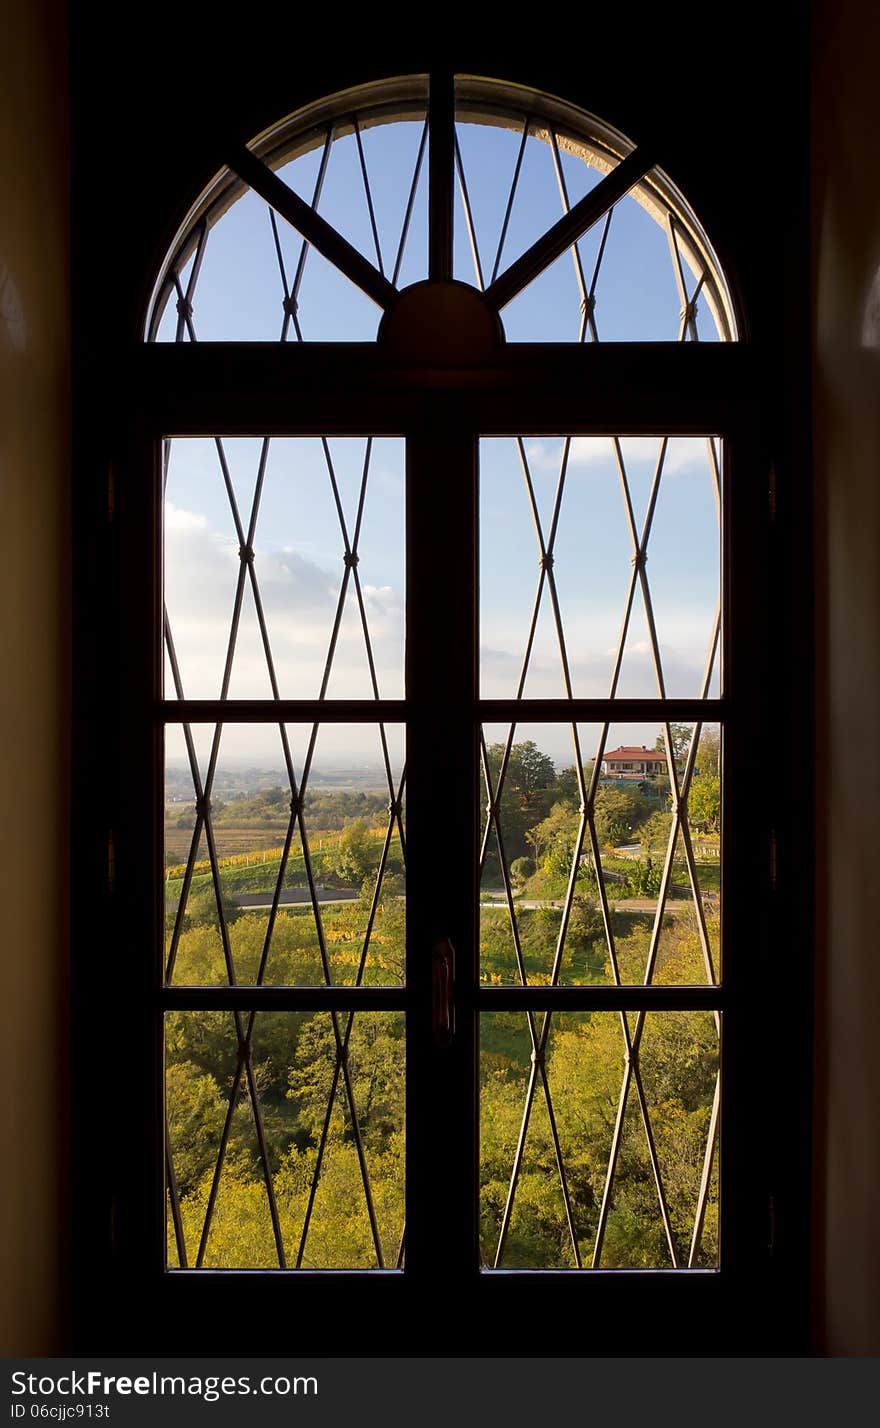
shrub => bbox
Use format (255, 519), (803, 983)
(510, 856), (535, 883)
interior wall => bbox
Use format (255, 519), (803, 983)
(12, 1), (873, 1357)
(813, 0), (880, 1357)
(0, 0), (71, 1355)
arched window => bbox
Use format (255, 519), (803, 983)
(146, 75), (737, 347)
(98, 71), (786, 1355)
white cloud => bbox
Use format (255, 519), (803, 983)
(480, 599), (719, 701)
(164, 505), (404, 700)
(165, 503), (209, 533)
(524, 435), (716, 477)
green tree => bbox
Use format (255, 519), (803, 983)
(639, 810), (672, 851)
(528, 801), (580, 876)
(510, 856), (535, 883)
(332, 818), (380, 885)
(287, 1011), (405, 1151)
(626, 858), (664, 896)
(593, 786), (649, 846)
(186, 886), (241, 929)
(695, 724), (720, 777)
(564, 895), (607, 981)
(654, 723), (692, 762)
(554, 761), (594, 808)
(484, 740), (558, 863)
(687, 772), (720, 832)
(166, 1060), (228, 1195)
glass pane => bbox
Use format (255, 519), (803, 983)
(166, 1011), (405, 1269)
(453, 119), (607, 293)
(499, 189), (725, 343)
(480, 1010), (719, 1269)
(479, 435), (722, 701)
(479, 721), (721, 986)
(151, 106), (429, 344)
(279, 118), (429, 294)
(163, 435), (405, 701)
(147, 79), (736, 347)
(165, 723), (405, 987)
(451, 99), (731, 345)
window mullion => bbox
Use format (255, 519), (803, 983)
(404, 406), (478, 1284)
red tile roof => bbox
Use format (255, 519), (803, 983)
(603, 745), (667, 762)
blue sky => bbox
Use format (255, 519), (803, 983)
(161, 112), (723, 769)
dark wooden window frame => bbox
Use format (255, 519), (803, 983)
(71, 73), (813, 1358)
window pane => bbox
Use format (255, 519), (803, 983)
(479, 721), (721, 986)
(166, 1011), (405, 1269)
(146, 78), (736, 346)
(479, 436), (722, 701)
(150, 104), (429, 343)
(165, 723), (405, 987)
(480, 1010), (719, 1269)
(163, 435), (405, 701)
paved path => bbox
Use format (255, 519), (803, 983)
(166, 887), (360, 912)
(235, 888), (359, 908)
(481, 894), (718, 917)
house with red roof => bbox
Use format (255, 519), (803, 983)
(601, 745), (668, 779)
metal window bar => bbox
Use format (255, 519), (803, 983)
(391, 120), (428, 288)
(489, 117), (530, 286)
(268, 125), (335, 343)
(454, 132), (485, 291)
(668, 211), (704, 343)
(165, 1116), (187, 1269)
(353, 117), (386, 277)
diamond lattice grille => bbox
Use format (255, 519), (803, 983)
(480, 432), (721, 702)
(166, 1010), (405, 1269)
(164, 722), (406, 988)
(146, 82), (735, 347)
(480, 721), (721, 988)
(480, 1010), (719, 1269)
(153, 74), (735, 1278)
(163, 425), (408, 1266)
(164, 435), (405, 703)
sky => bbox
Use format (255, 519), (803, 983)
(159, 109), (724, 773)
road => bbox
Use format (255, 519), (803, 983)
(165, 887), (361, 912)
(235, 888), (359, 909)
(481, 894), (718, 917)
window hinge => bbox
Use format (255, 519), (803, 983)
(769, 828), (778, 893)
(107, 829), (116, 896)
(768, 463), (777, 525)
(107, 463), (116, 525)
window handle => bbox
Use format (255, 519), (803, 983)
(432, 937), (455, 1048)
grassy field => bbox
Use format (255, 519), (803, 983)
(164, 819), (388, 874)
(167, 849), (339, 901)
(165, 823), (293, 863)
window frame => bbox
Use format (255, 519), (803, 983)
(71, 72), (812, 1357)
